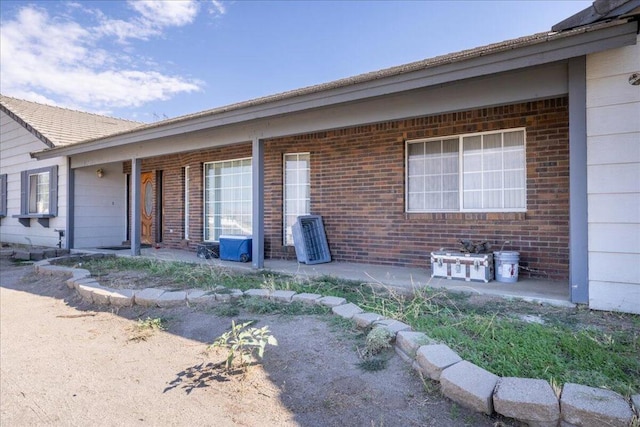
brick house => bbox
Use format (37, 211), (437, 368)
(28, 1), (640, 313)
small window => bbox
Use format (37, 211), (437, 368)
(0, 174), (7, 217)
(29, 172), (50, 214)
(20, 166), (58, 216)
(283, 153), (310, 246)
(406, 129), (526, 212)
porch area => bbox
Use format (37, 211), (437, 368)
(76, 246), (573, 308)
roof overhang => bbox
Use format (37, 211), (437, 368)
(32, 19), (639, 161)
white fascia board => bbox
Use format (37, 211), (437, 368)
(32, 21), (638, 161)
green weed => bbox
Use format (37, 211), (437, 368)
(129, 316), (165, 342)
(71, 256), (640, 396)
(208, 320), (277, 371)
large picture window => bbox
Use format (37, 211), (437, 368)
(20, 165), (58, 216)
(406, 129), (526, 212)
(203, 158), (252, 241)
(283, 153), (310, 246)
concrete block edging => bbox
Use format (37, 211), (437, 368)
(33, 257), (637, 427)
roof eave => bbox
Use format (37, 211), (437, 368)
(31, 19), (639, 161)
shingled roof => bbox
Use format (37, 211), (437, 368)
(552, 0), (640, 31)
(61, 18), (638, 147)
(0, 95), (142, 148)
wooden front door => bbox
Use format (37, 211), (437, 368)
(141, 172), (154, 245)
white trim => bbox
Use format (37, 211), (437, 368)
(283, 152), (311, 246)
(202, 157), (253, 242)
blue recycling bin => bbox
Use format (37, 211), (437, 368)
(219, 235), (252, 262)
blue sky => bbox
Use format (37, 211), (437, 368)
(0, 0), (592, 122)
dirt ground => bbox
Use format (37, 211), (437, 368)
(0, 258), (511, 427)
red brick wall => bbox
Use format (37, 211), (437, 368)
(124, 96), (570, 280)
(264, 97), (570, 280)
(123, 144), (252, 251)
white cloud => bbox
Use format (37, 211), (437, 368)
(96, 0), (204, 42)
(0, 2), (209, 116)
(129, 0), (200, 27)
(210, 0), (226, 15)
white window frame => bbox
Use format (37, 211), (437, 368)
(406, 128), (526, 213)
(203, 158), (252, 242)
(19, 165), (57, 216)
(283, 153), (311, 246)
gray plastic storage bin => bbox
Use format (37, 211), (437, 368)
(292, 215), (331, 264)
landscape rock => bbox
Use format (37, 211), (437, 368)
(372, 319), (411, 336)
(134, 288), (166, 307)
(317, 296), (346, 307)
(395, 331), (433, 359)
(416, 344), (462, 380)
(0, 249), (14, 258)
(494, 377), (559, 427)
(76, 283), (107, 303)
(13, 251), (30, 261)
(560, 383), (633, 427)
(156, 291), (187, 308)
(292, 293), (322, 304)
(331, 303), (363, 319)
(91, 287), (114, 305)
(37, 264), (72, 277)
(186, 289), (216, 305)
(244, 289), (270, 298)
(271, 290), (297, 303)
(352, 312), (385, 328)
(440, 360), (499, 414)
(29, 251), (45, 261)
(215, 289), (243, 302)
(43, 249), (58, 258)
(109, 289), (135, 307)
(632, 394), (640, 414)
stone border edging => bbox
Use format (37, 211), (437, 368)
(34, 256), (639, 427)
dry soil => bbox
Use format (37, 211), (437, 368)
(0, 257), (513, 426)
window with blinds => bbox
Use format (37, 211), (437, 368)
(203, 158), (252, 241)
(283, 153), (310, 246)
(406, 129), (526, 212)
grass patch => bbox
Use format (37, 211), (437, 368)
(357, 357), (388, 372)
(129, 316), (166, 342)
(57, 256), (228, 290)
(74, 256), (640, 397)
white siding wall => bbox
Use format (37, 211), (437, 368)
(0, 111), (68, 247)
(73, 164), (127, 248)
(586, 35), (640, 314)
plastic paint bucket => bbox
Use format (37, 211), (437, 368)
(494, 251), (519, 283)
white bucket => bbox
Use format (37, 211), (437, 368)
(494, 251), (519, 283)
